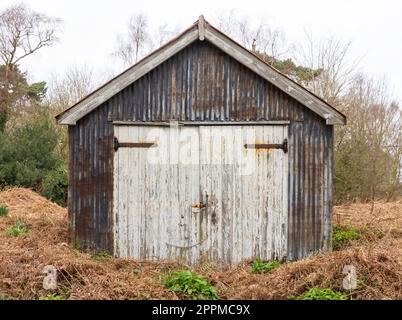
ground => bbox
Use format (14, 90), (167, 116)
(0, 188), (401, 300)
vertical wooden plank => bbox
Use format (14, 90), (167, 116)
(113, 125), (119, 256)
(199, 126), (212, 262)
(129, 126), (139, 259)
(126, 125), (133, 257)
(266, 125), (274, 259)
(221, 126), (233, 265)
(280, 125), (289, 258)
(233, 126), (242, 264)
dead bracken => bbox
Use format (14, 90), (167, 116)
(0, 187), (401, 300)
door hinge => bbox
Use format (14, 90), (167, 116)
(114, 137), (157, 151)
(245, 138), (288, 153)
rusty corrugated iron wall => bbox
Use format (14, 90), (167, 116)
(68, 40), (333, 260)
(68, 107), (114, 252)
(288, 117), (333, 260)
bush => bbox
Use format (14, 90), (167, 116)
(332, 225), (362, 250)
(0, 109), (66, 205)
(164, 271), (218, 300)
(0, 112), (62, 188)
(39, 294), (63, 300)
(293, 288), (348, 300)
(92, 251), (112, 262)
(6, 219), (28, 237)
(251, 258), (281, 274)
(0, 205), (9, 217)
(42, 164), (68, 207)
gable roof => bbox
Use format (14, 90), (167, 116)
(56, 16), (346, 126)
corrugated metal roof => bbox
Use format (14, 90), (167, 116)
(56, 16), (346, 126)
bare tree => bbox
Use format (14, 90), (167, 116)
(150, 22), (181, 49)
(47, 64), (95, 115)
(213, 11), (291, 63)
(295, 31), (361, 107)
(113, 14), (183, 67)
(113, 14), (150, 66)
(46, 64), (96, 159)
(0, 3), (62, 131)
(335, 75), (402, 202)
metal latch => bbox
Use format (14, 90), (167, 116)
(114, 137), (157, 151)
(244, 138), (288, 153)
(192, 192), (209, 214)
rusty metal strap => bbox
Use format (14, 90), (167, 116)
(245, 139), (288, 153)
(114, 137), (157, 151)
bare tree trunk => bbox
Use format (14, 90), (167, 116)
(0, 3), (61, 131)
(0, 64), (10, 132)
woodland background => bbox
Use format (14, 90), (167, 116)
(0, 3), (401, 207)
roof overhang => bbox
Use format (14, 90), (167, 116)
(56, 16), (346, 126)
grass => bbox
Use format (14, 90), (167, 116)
(0, 205), (9, 217)
(164, 271), (218, 300)
(332, 225), (362, 250)
(39, 294), (63, 300)
(6, 219), (28, 237)
(39, 217), (54, 227)
(292, 288), (348, 300)
(91, 251), (111, 261)
(361, 225), (385, 240)
(251, 258), (281, 274)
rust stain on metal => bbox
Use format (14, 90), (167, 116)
(192, 203), (207, 209)
(245, 139), (288, 153)
(68, 40), (335, 264)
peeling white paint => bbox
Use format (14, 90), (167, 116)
(113, 125), (288, 265)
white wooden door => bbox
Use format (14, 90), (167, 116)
(114, 124), (288, 265)
(113, 125), (200, 262)
(198, 126), (288, 265)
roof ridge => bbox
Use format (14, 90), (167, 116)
(56, 16), (346, 125)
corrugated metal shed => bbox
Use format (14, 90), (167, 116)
(59, 16), (345, 265)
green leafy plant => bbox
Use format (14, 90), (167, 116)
(332, 225), (362, 250)
(40, 217), (54, 227)
(361, 226), (385, 240)
(0, 205), (9, 217)
(164, 271), (218, 300)
(6, 219), (28, 237)
(42, 164), (68, 207)
(92, 251), (111, 261)
(0, 294), (14, 300)
(0, 109), (65, 203)
(293, 288), (348, 300)
(39, 294), (63, 300)
(251, 258), (281, 274)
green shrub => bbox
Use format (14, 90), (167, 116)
(0, 294), (15, 300)
(164, 271), (218, 300)
(361, 225), (385, 240)
(6, 219), (28, 237)
(92, 251), (111, 262)
(332, 225), (362, 250)
(0, 110), (65, 196)
(39, 294), (63, 300)
(293, 288), (348, 300)
(251, 258), (281, 274)
(0, 205), (9, 217)
(42, 164), (68, 207)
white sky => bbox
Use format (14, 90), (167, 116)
(1, 0), (402, 100)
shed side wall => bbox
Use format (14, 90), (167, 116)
(68, 106), (114, 252)
(68, 40), (333, 259)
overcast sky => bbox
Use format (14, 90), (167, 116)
(2, 0), (401, 100)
